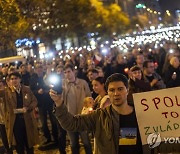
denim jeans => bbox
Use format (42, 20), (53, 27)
(67, 131), (92, 154)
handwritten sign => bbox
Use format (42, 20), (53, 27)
(133, 87), (180, 145)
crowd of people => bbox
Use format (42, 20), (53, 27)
(0, 40), (180, 154)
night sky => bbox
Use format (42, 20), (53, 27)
(159, 0), (180, 15)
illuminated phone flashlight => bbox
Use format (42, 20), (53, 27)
(169, 49), (174, 53)
(15, 61), (18, 64)
(74, 66), (77, 70)
(78, 47), (82, 51)
(173, 72), (176, 75)
(64, 54), (70, 59)
(0, 63), (2, 66)
(123, 56), (127, 59)
(80, 54), (83, 57)
(45, 54), (49, 59)
(89, 107), (93, 112)
(40, 54), (44, 59)
(100, 44), (104, 48)
(87, 47), (91, 51)
(49, 52), (53, 57)
(49, 74), (60, 87)
(51, 68), (54, 72)
(101, 48), (108, 55)
(124, 68), (129, 74)
(105, 41), (109, 44)
(149, 49), (152, 52)
(34, 55), (36, 58)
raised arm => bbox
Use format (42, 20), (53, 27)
(50, 89), (96, 132)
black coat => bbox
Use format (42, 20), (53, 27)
(164, 65), (180, 88)
(30, 73), (53, 108)
(127, 78), (151, 105)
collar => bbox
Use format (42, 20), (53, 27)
(13, 85), (21, 94)
(67, 78), (79, 85)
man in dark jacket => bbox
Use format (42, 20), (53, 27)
(19, 64), (31, 86)
(30, 64), (58, 146)
(143, 60), (166, 90)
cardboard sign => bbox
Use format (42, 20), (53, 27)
(133, 87), (180, 145)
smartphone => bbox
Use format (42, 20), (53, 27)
(48, 73), (62, 94)
(173, 72), (176, 75)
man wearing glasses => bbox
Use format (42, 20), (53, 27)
(143, 60), (166, 90)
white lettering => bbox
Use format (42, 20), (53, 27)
(175, 137), (180, 143)
(168, 137), (175, 144)
(164, 137), (169, 143)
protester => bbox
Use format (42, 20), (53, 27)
(50, 73), (143, 154)
(0, 72), (39, 154)
(127, 65), (151, 105)
(62, 63), (92, 154)
(19, 64), (31, 86)
(113, 53), (128, 76)
(143, 60), (166, 90)
(92, 77), (111, 109)
(30, 64), (58, 146)
(164, 56), (180, 87)
(81, 97), (95, 115)
(135, 53), (145, 70)
(0, 77), (12, 154)
(87, 68), (99, 99)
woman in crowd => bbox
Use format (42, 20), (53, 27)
(127, 65), (151, 106)
(92, 77), (111, 109)
(164, 56), (180, 88)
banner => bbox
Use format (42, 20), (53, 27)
(133, 87), (180, 145)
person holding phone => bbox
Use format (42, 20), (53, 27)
(164, 56), (180, 88)
(49, 73), (143, 154)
